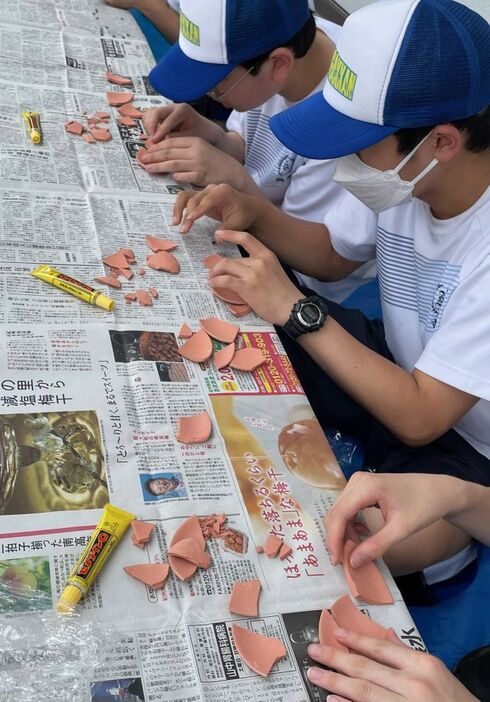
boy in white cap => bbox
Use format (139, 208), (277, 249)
(139, 0), (375, 301)
(173, 0), (490, 594)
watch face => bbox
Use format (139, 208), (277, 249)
(298, 301), (321, 327)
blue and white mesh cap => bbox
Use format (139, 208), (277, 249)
(270, 0), (490, 159)
(149, 0), (310, 101)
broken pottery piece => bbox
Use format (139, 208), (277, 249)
(95, 111), (111, 121)
(228, 303), (252, 317)
(178, 323), (193, 339)
(120, 248), (136, 264)
(131, 520), (155, 546)
(119, 116), (138, 127)
(106, 91), (134, 106)
(118, 267), (133, 280)
(146, 235), (178, 252)
(168, 515), (204, 581)
(94, 276), (121, 289)
(91, 127), (112, 142)
(278, 543), (292, 561)
(176, 410), (212, 444)
(214, 343), (235, 370)
(203, 254), (223, 268)
(168, 537), (211, 568)
(103, 251), (130, 269)
(82, 132), (96, 143)
(213, 287), (246, 305)
(136, 289), (153, 306)
(169, 555), (197, 581)
(229, 579), (261, 617)
(137, 267), (145, 276)
(147, 251), (180, 274)
(105, 71), (133, 86)
(343, 537), (394, 605)
(331, 594), (390, 641)
(256, 545), (264, 554)
(124, 563), (169, 589)
(231, 625), (286, 677)
(200, 318), (239, 344)
(318, 609), (349, 651)
(230, 348), (266, 372)
(64, 120), (84, 135)
(263, 534), (283, 558)
(124, 292), (137, 302)
(178, 329), (213, 363)
(117, 103), (145, 118)
(149, 287), (158, 299)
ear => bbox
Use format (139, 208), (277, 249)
(432, 124), (465, 163)
(267, 47), (295, 85)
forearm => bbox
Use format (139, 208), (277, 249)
(298, 319), (445, 445)
(212, 130), (246, 162)
(248, 198), (357, 280)
(445, 479), (490, 544)
(137, 0), (180, 42)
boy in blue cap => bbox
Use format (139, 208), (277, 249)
(173, 0), (490, 590)
(137, 0), (375, 301)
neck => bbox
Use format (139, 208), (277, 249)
(424, 154), (490, 219)
(279, 29), (335, 103)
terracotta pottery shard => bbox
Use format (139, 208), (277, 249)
(64, 120), (84, 135)
(118, 267), (133, 280)
(213, 287), (246, 305)
(256, 545), (264, 554)
(117, 103), (145, 118)
(95, 111), (111, 121)
(229, 579), (261, 617)
(149, 287), (158, 299)
(331, 594), (389, 641)
(178, 323), (193, 339)
(106, 91), (134, 106)
(214, 342), (235, 370)
(124, 292), (137, 302)
(230, 347), (266, 372)
(278, 543), (292, 561)
(137, 267), (145, 276)
(146, 235), (179, 252)
(171, 515), (205, 550)
(231, 624), (286, 677)
(168, 537), (211, 568)
(119, 116), (138, 127)
(343, 537), (394, 605)
(319, 609), (349, 651)
(264, 534), (283, 558)
(94, 276), (121, 289)
(82, 132), (96, 143)
(105, 71), (133, 86)
(131, 520), (155, 546)
(176, 410), (212, 444)
(178, 329), (213, 363)
(147, 251), (180, 274)
(136, 289), (153, 306)
(124, 563), (169, 589)
(103, 251), (130, 270)
(228, 303), (252, 317)
(91, 127), (112, 142)
(120, 248), (136, 264)
(169, 554), (197, 581)
(203, 254), (223, 268)
(200, 317), (239, 344)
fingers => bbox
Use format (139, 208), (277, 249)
(173, 192), (196, 226)
(330, 630), (411, 669)
(149, 107), (187, 143)
(173, 171), (202, 184)
(179, 188), (221, 232)
(215, 229), (269, 257)
(142, 106), (173, 138)
(307, 666), (398, 702)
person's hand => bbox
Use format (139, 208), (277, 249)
(207, 229), (302, 325)
(142, 103), (222, 144)
(104, 0), (148, 8)
(307, 629), (478, 701)
(138, 136), (257, 189)
(173, 184), (266, 234)
(326, 472), (466, 569)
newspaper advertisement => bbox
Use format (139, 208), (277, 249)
(0, 1), (425, 701)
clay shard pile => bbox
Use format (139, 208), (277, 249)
(168, 515), (211, 581)
(256, 534), (293, 561)
(177, 318), (266, 373)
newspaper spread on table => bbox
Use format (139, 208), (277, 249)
(0, 1), (426, 701)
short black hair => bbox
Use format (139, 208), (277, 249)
(240, 12), (317, 76)
(395, 107), (490, 155)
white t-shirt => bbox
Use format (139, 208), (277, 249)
(226, 18), (376, 302)
(326, 186), (490, 459)
(168, 0), (180, 11)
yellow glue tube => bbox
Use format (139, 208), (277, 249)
(22, 111), (42, 144)
(56, 503), (135, 614)
(31, 265), (115, 311)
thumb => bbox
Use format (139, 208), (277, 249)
(349, 525), (399, 569)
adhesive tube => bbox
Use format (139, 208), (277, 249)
(56, 503), (135, 614)
(31, 265), (115, 311)
(22, 111), (42, 144)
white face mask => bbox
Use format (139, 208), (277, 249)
(332, 132), (439, 213)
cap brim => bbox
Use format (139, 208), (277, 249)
(270, 92), (399, 159)
(149, 44), (236, 102)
